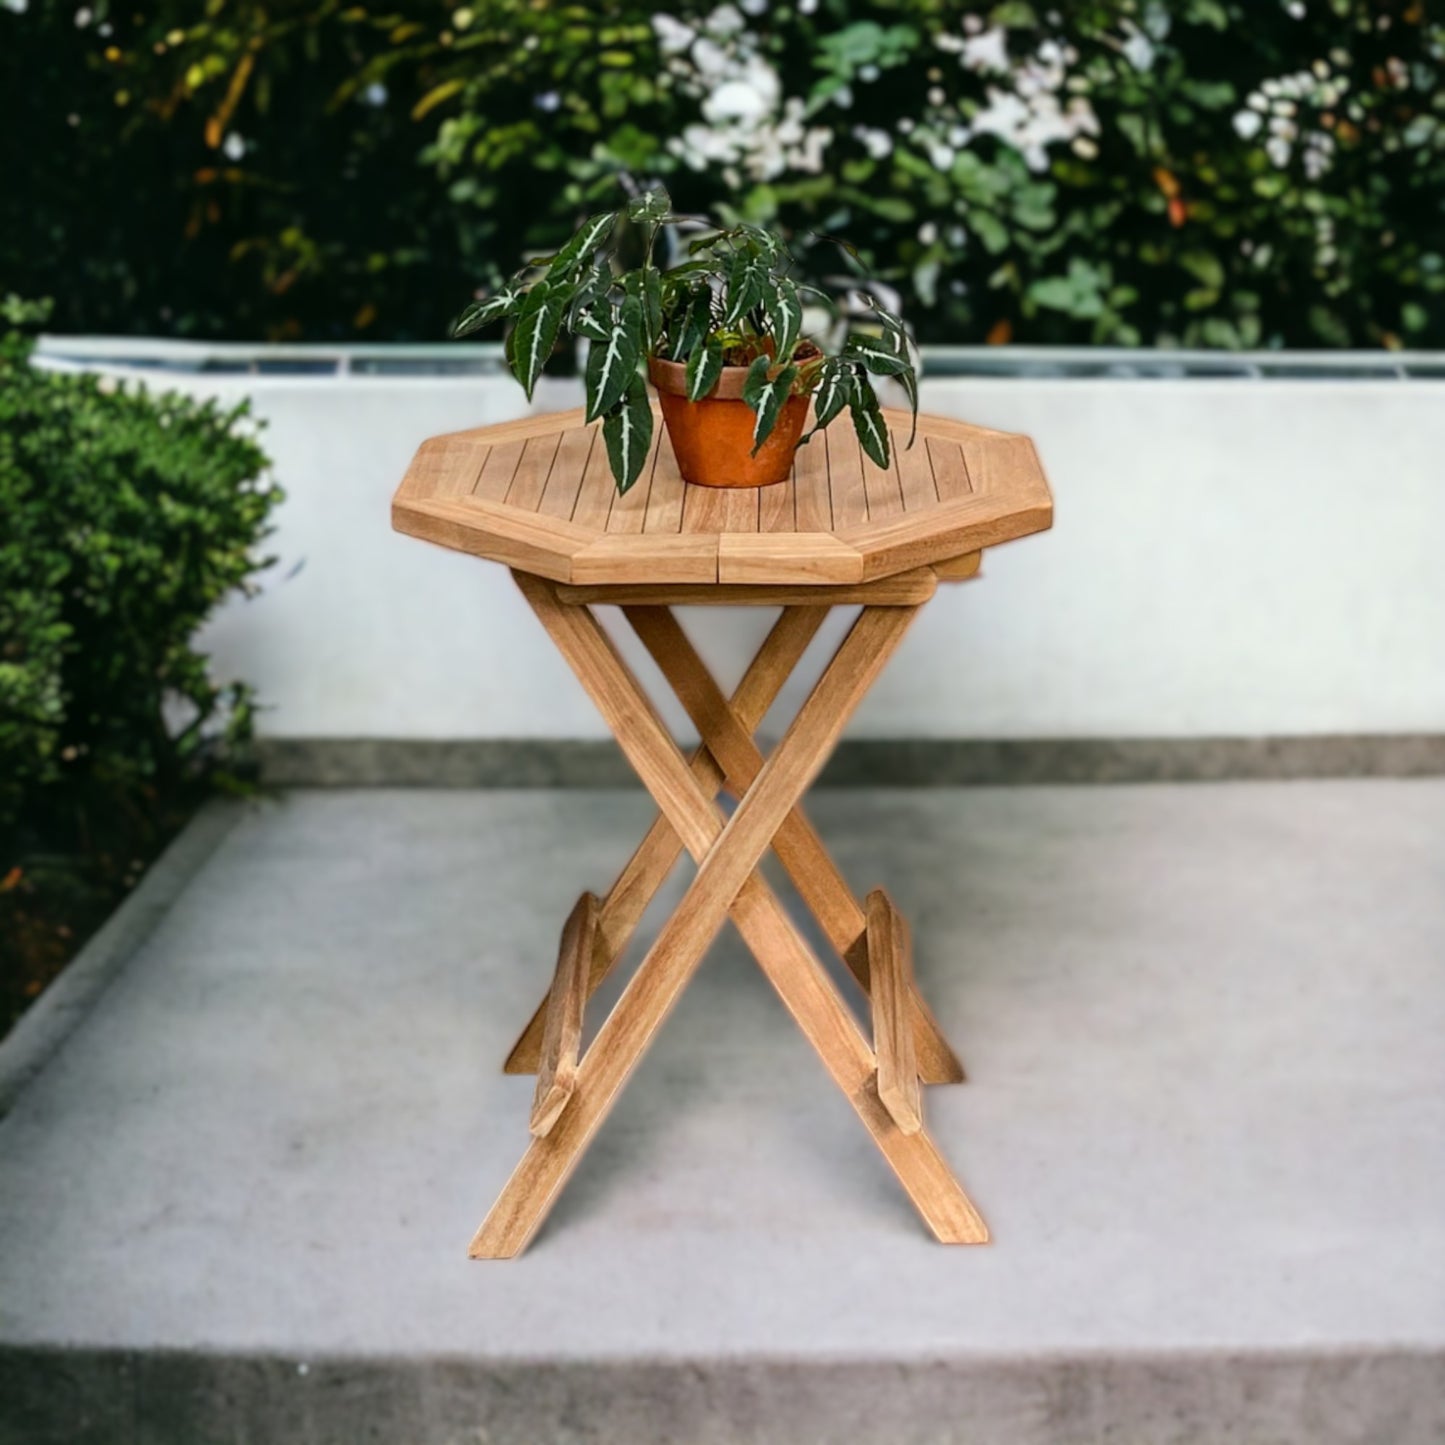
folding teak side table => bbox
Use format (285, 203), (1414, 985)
(392, 407), (1052, 1257)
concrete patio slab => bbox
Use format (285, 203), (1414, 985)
(1, 782), (1442, 1444)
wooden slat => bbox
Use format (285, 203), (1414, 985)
(391, 496), (586, 581)
(420, 438), (489, 501)
(555, 569), (937, 608)
(758, 469), (795, 532)
(894, 428), (938, 513)
(474, 438), (527, 502)
(792, 430), (832, 532)
(570, 425), (617, 530)
(867, 888), (922, 1135)
(644, 428), (687, 533)
(537, 427), (596, 519)
(570, 532), (717, 585)
(717, 532), (863, 585)
(504, 432), (563, 512)
(862, 438), (906, 521)
(926, 437), (972, 503)
(530, 891), (599, 1137)
(605, 428), (663, 534)
(827, 427), (870, 529)
(683, 483), (759, 534)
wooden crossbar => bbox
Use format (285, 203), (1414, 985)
(529, 891), (598, 1138)
(867, 888), (922, 1135)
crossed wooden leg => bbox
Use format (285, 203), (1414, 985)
(504, 608), (964, 1084)
(469, 571), (987, 1257)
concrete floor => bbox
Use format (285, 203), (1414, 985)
(1, 783), (1443, 1444)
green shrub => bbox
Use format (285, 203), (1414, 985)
(0, 299), (280, 1029)
(1, 1), (1441, 348)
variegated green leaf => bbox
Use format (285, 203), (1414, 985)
(685, 336), (724, 401)
(569, 261), (615, 341)
(762, 278), (802, 361)
(669, 285), (714, 361)
(450, 288), (519, 338)
(584, 296), (642, 422)
(850, 376), (890, 469)
(551, 212), (617, 276)
(624, 268), (663, 353)
(845, 332), (910, 376)
(896, 364), (919, 448)
(860, 291), (909, 342)
(735, 222), (783, 261)
(724, 252), (767, 325)
(602, 375), (655, 494)
(510, 279), (566, 400)
(743, 357), (798, 455)
(626, 186), (672, 224)
(807, 358), (854, 437)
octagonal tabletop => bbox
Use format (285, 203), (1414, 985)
(392, 406), (1051, 587)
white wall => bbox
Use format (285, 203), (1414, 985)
(50, 356), (1445, 740)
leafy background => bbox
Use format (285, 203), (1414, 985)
(3, 0), (1441, 349)
(0, 303), (278, 1034)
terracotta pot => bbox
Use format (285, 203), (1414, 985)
(648, 355), (811, 489)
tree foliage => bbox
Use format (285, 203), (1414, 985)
(2, 0), (1440, 348)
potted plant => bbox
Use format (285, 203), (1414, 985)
(450, 187), (918, 492)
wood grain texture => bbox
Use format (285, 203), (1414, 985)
(504, 433), (563, 513)
(473, 581), (988, 1256)
(529, 891), (598, 1138)
(475, 439), (528, 502)
(925, 436), (972, 504)
(867, 888), (922, 1135)
(502, 606), (825, 1076)
(570, 533), (717, 585)
(393, 408), (1051, 586)
(861, 434), (906, 521)
(932, 551), (983, 582)
(604, 429), (662, 535)
(826, 427), (870, 529)
(554, 569), (937, 607)
(717, 532), (863, 585)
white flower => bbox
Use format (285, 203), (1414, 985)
(651, 14), (695, 54)
(1122, 28), (1155, 72)
(1233, 109), (1263, 140)
(1266, 135), (1291, 166)
(702, 77), (774, 125)
(854, 125), (893, 159)
(960, 26), (1009, 75)
(691, 38), (731, 80)
(222, 131), (245, 160)
(708, 3), (745, 36)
